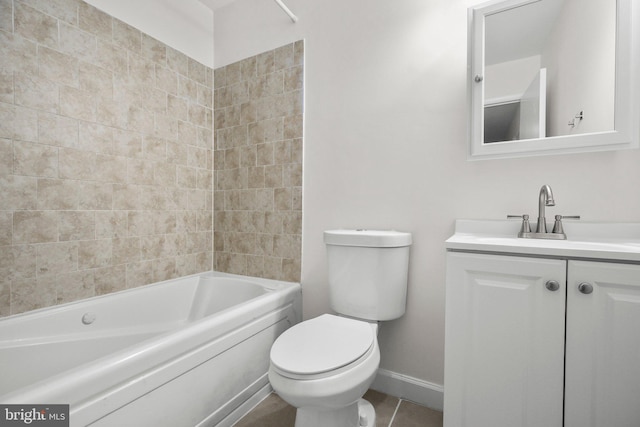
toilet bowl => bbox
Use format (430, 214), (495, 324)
(269, 229), (412, 427)
(268, 314), (380, 427)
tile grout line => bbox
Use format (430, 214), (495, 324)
(386, 399), (403, 427)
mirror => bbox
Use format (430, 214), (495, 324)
(468, 0), (639, 160)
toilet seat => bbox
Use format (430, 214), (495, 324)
(270, 314), (375, 379)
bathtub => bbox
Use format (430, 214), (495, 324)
(0, 271), (301, 427)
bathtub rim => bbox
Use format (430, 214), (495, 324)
(0, 270), (295, 324)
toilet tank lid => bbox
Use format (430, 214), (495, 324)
(324, 229), (412, 247)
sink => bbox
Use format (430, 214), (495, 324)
(446, 219), (640, 262)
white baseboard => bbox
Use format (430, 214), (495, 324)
(370, 369), (444, 411)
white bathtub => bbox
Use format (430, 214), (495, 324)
(0, 271), (301, 427)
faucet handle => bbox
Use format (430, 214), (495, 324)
(552, 215), (581, 234)
(507, 214), (531, 234)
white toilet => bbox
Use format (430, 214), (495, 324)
(268, 229), (412, 427)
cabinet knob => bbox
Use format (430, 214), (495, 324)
(545, 280), (560, 291)
(578, 282), (593, 294)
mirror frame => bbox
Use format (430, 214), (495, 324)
(468, 0), (639, 160)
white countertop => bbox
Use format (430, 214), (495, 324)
(446, 220), (640, 262)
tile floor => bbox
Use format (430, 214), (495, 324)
(233, 389), (443, 427)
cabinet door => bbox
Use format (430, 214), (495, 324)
(565, 261), (640, 427)
(444, 252), (566, 427)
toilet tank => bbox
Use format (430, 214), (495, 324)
(324, 229), (412, 321)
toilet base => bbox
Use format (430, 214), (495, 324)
(294, 398), (376, 427)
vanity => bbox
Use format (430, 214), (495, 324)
(443, 219), (640, 427)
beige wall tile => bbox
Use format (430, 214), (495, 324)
(0, 70), (13, 103)
(79, 121), (113, 153)
(291, 187), (302, 210)
(78, 181), (113, 209)
(0, 0), (12, 33)
(79, 239), (112, 270)
(94, 40), (127, 75)
(39, 46), (79, 87)
(187, 145), (206, 168)
(95, 153), (127, 183)
(0, 245), (37, 280)
(126, 260), (153, 288)
(1, 32), (38, 75)
(152, 257), (176, 282)
(113, 128), (142, 158)
(112, 184), (140, 210)
(60, 85), (96, 121)
(189, 59), (208, 86)
(0, 138), (14, 172)
(113, 237), (141, 265)
(156, 66), (178, 95)
(141, 34), (166, 65)
(56, 269), (94, 304)
(58, 210), (95, 241)
(10, 277), (56, 314)
(60, 22), (97, 60)
(142, 135), (167, 162)
(282, 258), (301, 282)
(0, 211), (11, 246)
(1, 0), (301, 318)
(95, 211), (127, 239)
(39, 112), (79, 148)
(94, 264), (126, 295)
(36, 241), (78, 276)
(59, 147), (96, 180)
(113, 19), (141, 54)
(15, 74), (59, 112)
(79, 2), (112, 41)
(20, 0), (78, 26)
(14, 141), (58, 177)
(213, 42), (303, 282)
(14, 2), (59, 47)
(4, 176), (38, 209)
(37, 178), (79, 210)
(274, 44), (294, 71)
(0, 103), (38, 142)
(127, 211), (155, 237)
(167, 47), (189, 76)
(284, 66), (303, 92)
(0, 280), (9, 317)
(79, 62), (113, 100)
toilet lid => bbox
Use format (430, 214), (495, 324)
(270, 314), (374, 376)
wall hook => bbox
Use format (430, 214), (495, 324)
(568, 110), (584, 128)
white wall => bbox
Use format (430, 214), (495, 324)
(213, 0), (640, 391)
(83, 0), (214, 67)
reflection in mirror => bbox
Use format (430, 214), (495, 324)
(485, 0), (615, 142)
(468, 0), (639, 159)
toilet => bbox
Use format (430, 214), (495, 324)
(268, 229), (412, 427)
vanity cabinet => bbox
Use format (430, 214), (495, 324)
(444, 252), (640, 427)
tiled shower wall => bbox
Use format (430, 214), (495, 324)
(0, 0), (214, 316)
(213, 42), (303, 283)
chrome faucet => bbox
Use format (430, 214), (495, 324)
(536, 185), (555, 233)
(507, 184), (580, 240)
